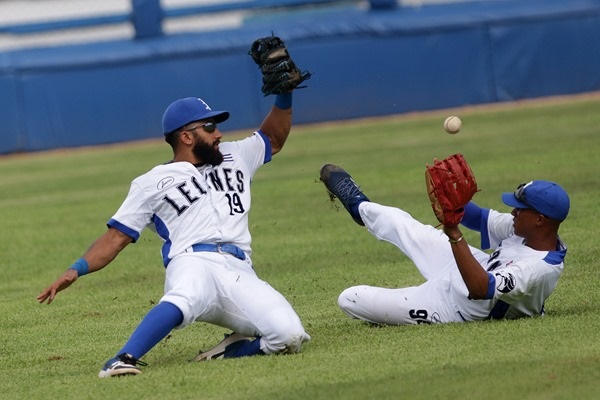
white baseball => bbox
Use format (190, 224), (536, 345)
(444, 116), (461, 134)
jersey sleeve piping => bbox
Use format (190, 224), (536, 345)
(107, 218), (140, 242)
(256, 130), (272, 164)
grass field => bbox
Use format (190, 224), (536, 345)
(1, 94), (599, 399)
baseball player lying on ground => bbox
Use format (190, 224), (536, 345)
(37, 36), (311, 378)
(319, 156), (570, 325)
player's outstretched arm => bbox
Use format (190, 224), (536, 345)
(259, 95), (292, 155)
(37, 228), (133, 304)
(248, 35), (310, 156)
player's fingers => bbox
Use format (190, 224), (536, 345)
(38, 269), (77, 304)
(46, 287), (58, 304)
(36, 287), (51, 303)
(37, 285), (58, 304)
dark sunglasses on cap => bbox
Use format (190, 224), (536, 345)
(514, 183), (528, 204)
(185, 121), (217, 134)
(514, 183), (549, 219)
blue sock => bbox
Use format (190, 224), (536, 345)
(117, 301), (183, 359)
(349, 200), (365, 220)
(224, 338), (265, 358)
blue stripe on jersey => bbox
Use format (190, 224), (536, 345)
(544, 247), (567, 265)
(107, 218), (140, 242)
(485, 272), (496, 299)
(256, 130), (272, 164)
(151, 214), (172, 267)
(487, 300), (510, 320)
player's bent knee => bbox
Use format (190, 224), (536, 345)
(260, 312), (310, 355)
(279, 332), (306, 354)
(338, 286), (362, 311)
(159, 295), (194, 327)
(338, 286), (373, 320)
(263, 330), (309, 355)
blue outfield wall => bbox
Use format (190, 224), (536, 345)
(1, 0), (600, 154)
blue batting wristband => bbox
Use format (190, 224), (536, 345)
(69, 258), (89, 277)
(274, 93), (292, 110)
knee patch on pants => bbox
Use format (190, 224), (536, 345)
(258, 309), (311, 355)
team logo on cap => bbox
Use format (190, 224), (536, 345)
(197, 98), (211, 110)
(521, 181), (534, 193)
(495, 271), (516, 293)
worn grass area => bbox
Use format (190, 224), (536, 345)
(1, 95), (599, 399)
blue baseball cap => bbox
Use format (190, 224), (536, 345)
(501, 180), (570, 221)
(162, 97), (229, 135)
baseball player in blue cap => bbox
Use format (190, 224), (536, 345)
(38, 88), (311, 376)
(320, 164), (570, 326)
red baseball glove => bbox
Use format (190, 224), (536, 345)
(425, 154), (478, 227)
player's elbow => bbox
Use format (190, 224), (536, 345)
(270, 141), (284, 155)
(468, 276), (494, 300)
(468, 290), (488, 300)
(268, 131), (290, 155)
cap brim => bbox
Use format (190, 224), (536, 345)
(501, 192), (529, 209)
(203, 111), (229, 124)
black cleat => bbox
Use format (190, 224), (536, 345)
(320, 164), (369, 226)
(98, 353), (147, 378)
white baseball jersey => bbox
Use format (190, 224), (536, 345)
(108, 132), (269, 266)
(105, 131), (310, 353)
(450, 209), (566, 321)
(338, 202), (567, 325)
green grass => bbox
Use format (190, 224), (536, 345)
(1, 95), (599, 399)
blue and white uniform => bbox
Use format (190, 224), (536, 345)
(108, 131), (310, 354)
(338, 202), (567, 325)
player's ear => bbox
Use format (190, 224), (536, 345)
(179, 130), (194, 145)
(536, 213), (548, 226)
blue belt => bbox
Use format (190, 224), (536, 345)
(191, 243), (246, 261)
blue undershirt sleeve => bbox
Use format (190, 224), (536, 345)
(461, 202), (492, 249)
(461, 202), (484, 232)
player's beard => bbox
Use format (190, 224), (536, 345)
(192, 136), (223, 166)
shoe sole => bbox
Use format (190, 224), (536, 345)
(98, 367), (142, 378)
(193, 333), (253, 362)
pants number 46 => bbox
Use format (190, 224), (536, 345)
(409, 309), (431, 324)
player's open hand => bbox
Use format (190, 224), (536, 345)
(37, 269), (79, 304)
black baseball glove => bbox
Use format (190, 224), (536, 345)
(248, 36), (312, 96)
